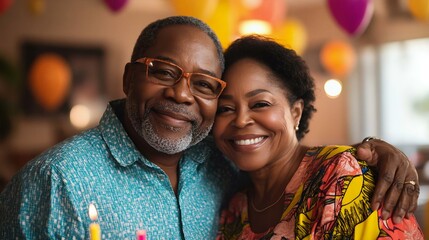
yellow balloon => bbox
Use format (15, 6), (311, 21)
(170, 0), (219, 20)
(270, 19), (307, 55)
(408, 0), (429, 21)
(231, 0), (253, 20)
(29, 53), (71, 111)
(206, 0), (238, 49)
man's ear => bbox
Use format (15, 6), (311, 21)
(123, 63), (133, 96)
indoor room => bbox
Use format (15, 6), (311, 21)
(0, 0), (428, 238)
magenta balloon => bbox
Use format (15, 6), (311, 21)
(104, 0), (128, 12)
(327, 0), (374, 36)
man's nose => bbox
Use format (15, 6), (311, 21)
(164, 76), (195, 104)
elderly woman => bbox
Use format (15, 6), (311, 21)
(214, 35), (423, 239)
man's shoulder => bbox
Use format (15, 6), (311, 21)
(17, 128), (105, 178)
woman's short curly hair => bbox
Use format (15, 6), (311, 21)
(223, 35), (317, 140)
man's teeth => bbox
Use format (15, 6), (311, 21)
(234, 137), (264, 146)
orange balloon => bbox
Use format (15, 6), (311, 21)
(29, 53), (71, 111)
(241, 0), (287, 27)
(28, 0), (45, 15)
(320, 40), (356, 77)
(170, 0), (219, 20)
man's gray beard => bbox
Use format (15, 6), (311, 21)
(126, 98), (212, 155)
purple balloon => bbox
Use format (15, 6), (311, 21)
(104, 0), (128, 12)
(327, 0), (374, 36)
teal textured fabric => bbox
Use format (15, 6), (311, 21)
(0, 99), (234, 240)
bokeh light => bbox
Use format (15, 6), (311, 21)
(324, 79), (342, 98)
(69, 104), (91, 129)
(239, 19), (272, 35)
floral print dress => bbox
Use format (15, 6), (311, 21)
(217, 146), (423, 240)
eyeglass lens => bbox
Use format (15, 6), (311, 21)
(146, 59), (223, 98)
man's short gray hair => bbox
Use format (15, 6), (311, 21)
(131, 16), (224, 73)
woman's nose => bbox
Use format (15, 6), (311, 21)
(232, 110), (254, 128)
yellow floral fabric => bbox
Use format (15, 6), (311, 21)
(217, 146), (423, 240)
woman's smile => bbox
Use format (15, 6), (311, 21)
(233, 136), (266, 146)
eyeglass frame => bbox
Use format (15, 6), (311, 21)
(133, 57), (227, 99)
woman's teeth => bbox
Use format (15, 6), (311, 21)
(234, 137), (264, 146)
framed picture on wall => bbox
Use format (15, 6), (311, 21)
(21, 41), (106, 115)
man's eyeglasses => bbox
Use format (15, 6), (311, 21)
(134, 57), (227, 99)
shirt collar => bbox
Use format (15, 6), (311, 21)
(99, 99), (142, 167)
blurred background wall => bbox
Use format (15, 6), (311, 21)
(0, 0), (429, 233)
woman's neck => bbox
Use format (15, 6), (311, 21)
(247, 144), (309, 233)
(249, 144), (308, 203)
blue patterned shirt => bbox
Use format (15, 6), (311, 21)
(0, 99), (235, 240)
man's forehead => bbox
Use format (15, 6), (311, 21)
(147, 28), (212, 53)
(141, 25), (222, 76)
(156, 24), (206, 39)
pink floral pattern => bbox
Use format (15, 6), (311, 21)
(217, 146), (424, 240)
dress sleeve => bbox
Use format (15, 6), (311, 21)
(0, 159), (86, 239)
(317, 149), (424, 239)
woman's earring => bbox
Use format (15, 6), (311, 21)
(294, 125), (299, 131)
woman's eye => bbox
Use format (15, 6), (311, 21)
(252, 102), (270, 108)
(216, 106), (233, 114)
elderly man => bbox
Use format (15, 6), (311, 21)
(0, 16), (419, 239)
